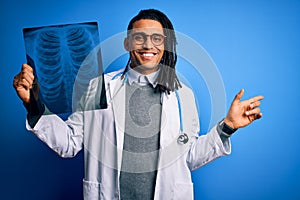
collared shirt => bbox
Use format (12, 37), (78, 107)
(127, 66), (160, 87)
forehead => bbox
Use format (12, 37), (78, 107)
(131, 19), (164, 34)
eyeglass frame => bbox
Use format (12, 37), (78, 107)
(128, 32), (167, 46)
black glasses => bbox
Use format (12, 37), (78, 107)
(130, 32), (166, 46)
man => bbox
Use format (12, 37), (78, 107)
(13, 9), (263, 200)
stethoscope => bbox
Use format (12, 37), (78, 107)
(112, 71), (189, 145)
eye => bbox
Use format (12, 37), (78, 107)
(133, 34), (144, 42)
(152, 34), (164, 44)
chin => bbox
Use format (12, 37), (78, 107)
(134, 63), (159, 73)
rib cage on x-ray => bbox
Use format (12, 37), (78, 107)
(23, 22), (102, 115)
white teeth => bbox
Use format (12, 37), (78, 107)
(143, 53), (154, 57)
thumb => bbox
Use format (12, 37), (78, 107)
(233, 88), (244, 103)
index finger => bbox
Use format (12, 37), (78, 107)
(248, 95), (264, 103)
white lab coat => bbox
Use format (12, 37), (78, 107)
(26, 69), (231, 200)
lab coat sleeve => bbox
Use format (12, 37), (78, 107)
(182, 85), (231, 171)
(25, 73), (111, 158)
(26, 109), (84, 158)
(187, 126), (231, 171)
(24, 75), (99, 158)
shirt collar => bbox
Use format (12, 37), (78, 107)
(127, 66), (160, 87)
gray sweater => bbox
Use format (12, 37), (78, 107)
(120, 83), (161, 200)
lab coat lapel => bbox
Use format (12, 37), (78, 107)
(108, 78), (125, 171)
(154, 91), (182, 199)
(160, 92), (181, 148)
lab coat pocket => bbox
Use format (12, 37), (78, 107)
(83, 179), (101, 200)
(173, 182), (194, 200)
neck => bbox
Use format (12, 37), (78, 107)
(130, 64), (159, 75)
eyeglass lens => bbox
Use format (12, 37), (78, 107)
(132, 32), (165, 46)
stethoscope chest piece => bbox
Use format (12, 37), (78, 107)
(177, 133), (189, 145)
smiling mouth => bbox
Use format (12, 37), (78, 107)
(138, 52), (157, 59)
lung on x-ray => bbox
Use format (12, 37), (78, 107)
(23, 22), (107, 117)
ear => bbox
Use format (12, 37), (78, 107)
(124, 38), (130, 51)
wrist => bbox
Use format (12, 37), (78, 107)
(220, 118), (237, 136)
(224, 118), (235, 129)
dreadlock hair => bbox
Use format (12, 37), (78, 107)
(122, 9), (181, 94)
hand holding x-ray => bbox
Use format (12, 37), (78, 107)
(13, 64), (36, 105)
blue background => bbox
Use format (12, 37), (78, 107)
(1, 0), (299, 199)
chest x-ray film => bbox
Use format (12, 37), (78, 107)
(23, 22), (107, 118)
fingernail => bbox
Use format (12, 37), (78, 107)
(245, 111), (249, 115)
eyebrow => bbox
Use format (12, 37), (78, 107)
(129, 32), (164, 36)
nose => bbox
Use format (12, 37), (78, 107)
(142, 36), (153, 49)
